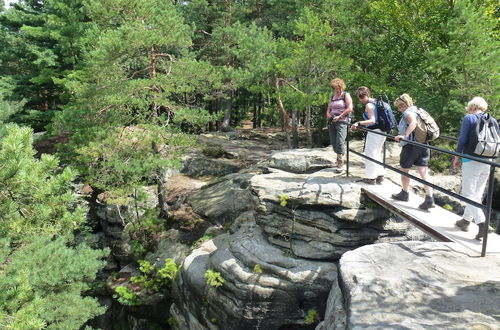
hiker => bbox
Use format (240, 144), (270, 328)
(391, 94), (435, 210)
(326, 78), (353, 173)
(453, 97), (499, 240)
(350, 86), (385, 184)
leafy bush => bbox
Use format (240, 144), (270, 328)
(204, 269), (225, 288)
(130, 259), (178, 293)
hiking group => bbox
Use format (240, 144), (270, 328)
(326, 78), (500, 241)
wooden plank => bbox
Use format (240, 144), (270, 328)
(360, 180), (500, 256)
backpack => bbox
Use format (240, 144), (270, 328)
(330, 92), (354, 122)
(371, 95), (397, 133)
(471, 113), (500, 158)
(413, 108), (440, 143)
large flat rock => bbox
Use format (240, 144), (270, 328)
(333, 242), (500, 329)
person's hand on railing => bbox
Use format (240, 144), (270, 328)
(394, 134), (405, 142)
(452, 156), (461, 169)
(350, 122), (359, 131)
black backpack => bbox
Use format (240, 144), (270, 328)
(371, 95), (397, 133)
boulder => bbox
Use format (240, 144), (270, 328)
(251, 168), (362, 209)
(171, 223), (337, 329)
(181, 152), (242, 177)
(189, 173), (257, 225)
(262, 147), (337, 173)
(322, 241), (500, 329)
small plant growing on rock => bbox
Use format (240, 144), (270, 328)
(192, 233), (214, 249)
(443, 204), (454, 211)
(167, 317), (177, 326)
(204, 269), (225, 288)
(130, 259), (178, 292)
(305, 308), (320, 324)
(114, 286), (141, 306)
(280, 194), (289, 207)
(253, 264), (263, 274)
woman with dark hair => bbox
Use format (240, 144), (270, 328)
(350, 86), (385, 184)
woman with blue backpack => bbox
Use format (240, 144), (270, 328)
(326, 78), (353, 173)
(350, 86), (386, 184)
(453, 97), (500, 240)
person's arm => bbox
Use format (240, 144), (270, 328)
(339, 92), (353, 119)
(394, 112), (417, 142)
(453, 115), (473, 168)
(351, 103), (375, 129)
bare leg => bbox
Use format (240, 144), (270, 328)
(417, 166), (432, 196)
(401, 168), (410, 192)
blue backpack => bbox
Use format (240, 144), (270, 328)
(372, 95), (397, 133)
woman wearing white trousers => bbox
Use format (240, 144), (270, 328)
(453, 97), (498, 240)
(351, 86), (385, 184)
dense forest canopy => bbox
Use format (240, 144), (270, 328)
(0, 0), (499, 327)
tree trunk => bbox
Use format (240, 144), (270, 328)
(253, 96), (257, 128)
(258, 92), (263, 128)
(291, 110), (299, 148)
(275, 78), (291, 131)
(221, 90), (233, 131)
(306, 106), (312, 148)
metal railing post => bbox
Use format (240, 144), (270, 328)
(383, 139), (387, 168)
(346, 125), (350, 177)
(481, 165), (496, 257)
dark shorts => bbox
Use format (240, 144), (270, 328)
(399, 144), (430, 168)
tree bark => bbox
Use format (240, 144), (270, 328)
(305, 106), (312, 148)
(291, 110), (299, 148)
(220, 90), (233, 131)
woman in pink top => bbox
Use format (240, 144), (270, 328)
(326, 78), (353, 173)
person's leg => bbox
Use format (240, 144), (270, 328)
(328, 123), (337, 152)
(364, 131), (386, 179)
(416, 166), (433, 196)
(401, 168), (410, 191)
(461, 161), (480, 222)
(334, 122), (347, 155)
(470, 162), (490, 224)
(417, 165), (435, 210)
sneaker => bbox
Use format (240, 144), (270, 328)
(391, 190), (409, 202)
(475, 222), (486, 240)
(358, 178), (376, 185)
(376, 175), (384, 184)
(455, 219), (470, 232)
(418, 195), (435, 210)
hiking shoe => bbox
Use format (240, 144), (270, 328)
(358, 178), (376, 185)
(376, 175), (384, 184)
(335, 159), (344, 174)
(455, 219), (470, 232)
(391, 190), (409, 202)
(418, 195), (435, 210)
(475, 222), (486, 240)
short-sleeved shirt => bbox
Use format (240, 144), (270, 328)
(397, 106), (418, 147)
(328, 92), (350, 123)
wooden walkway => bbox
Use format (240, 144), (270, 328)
(360, 180), (500, 256)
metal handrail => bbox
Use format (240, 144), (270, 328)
(346, 126), (499, 257)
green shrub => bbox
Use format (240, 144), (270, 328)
(114, 286), (141, 306)
(204, 270), (225, 288)
(130, 259), (178, 293)
(305, 308), (320, 324)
